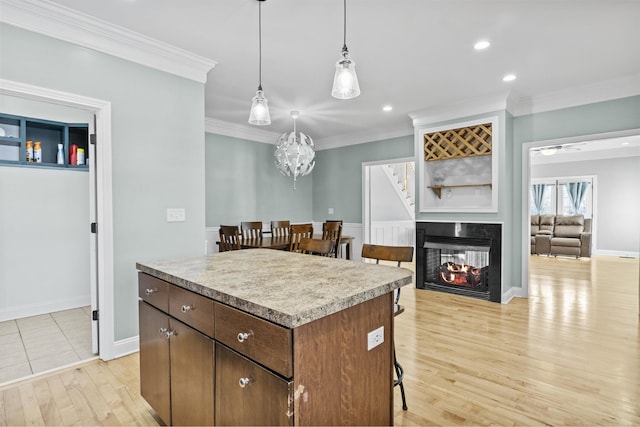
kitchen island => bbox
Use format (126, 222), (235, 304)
(136, 249), (413, 426)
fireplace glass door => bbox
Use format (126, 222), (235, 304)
(424, 240), (490, 291)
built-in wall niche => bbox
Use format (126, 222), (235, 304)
(415, 117), (499, 212)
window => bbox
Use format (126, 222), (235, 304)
(530, 176), (594, 218)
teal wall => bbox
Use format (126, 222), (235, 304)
(511, 95), (640, 288)
(1, 24), (206, 341)
(312, 135), (414, 223)
(205, 133), (313, 225)
(313, 97), (640, 292)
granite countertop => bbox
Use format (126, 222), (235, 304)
(136, 249), (413, 328)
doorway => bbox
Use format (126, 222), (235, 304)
(362, 157), (415, 246)
(0, 99), (96, 383)
(0, 78), (115, 378)
(521, 129), (640, 300)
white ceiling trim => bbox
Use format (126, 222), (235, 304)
(409, 93), (511, 127)
(205, 117), (413, 150)
(0, 0), (217, 83)
(510, 73), (640, 117)
(314, 126), (413, 151)
(205, 118), (281, 144)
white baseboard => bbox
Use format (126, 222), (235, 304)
(0, 295), (91, 322)
(593, 249), (639, 258)
(110, 335), (139, 360)
(501, 286), (527, 304)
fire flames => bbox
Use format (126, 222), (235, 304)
(438, 262), (483, 287)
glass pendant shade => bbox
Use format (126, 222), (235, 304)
(274, 112), (315, 190)
(331, 49), (360, 99)
(248, 89), (271, 125)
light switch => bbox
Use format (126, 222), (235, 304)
(167, 208), (186, 222)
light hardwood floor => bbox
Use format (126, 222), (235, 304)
(1, 255), (638, 426)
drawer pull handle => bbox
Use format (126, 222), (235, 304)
(237, 331), (253, 342)
(181, 304), (194, 313)
(145, 288), (157, 295)
(238, 377), (252, 388)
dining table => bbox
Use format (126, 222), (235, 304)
(227, 234), (355, 260)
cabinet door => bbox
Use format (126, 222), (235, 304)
(138, 301), (171, 425)
(169, 318), (215, 426)
(215, 344), (293, 426)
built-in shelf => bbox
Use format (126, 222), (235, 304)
(428, 183), (492, 199)
(0, 113), (88, 170)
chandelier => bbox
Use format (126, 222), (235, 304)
(274, 111), (315, 189)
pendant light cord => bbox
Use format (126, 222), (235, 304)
(342, 0), (347, 50)
(258, 0), (263, 90)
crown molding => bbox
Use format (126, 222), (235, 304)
(314, 126), (413, 151)
(409, 92), (511, 127)
(0, 0), (217, 83)
(204, 117), (413, 150)
(509, 73), (640, 116)
(204, 117), (281, 144)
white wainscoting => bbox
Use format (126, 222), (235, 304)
(370, 221), (415, 247)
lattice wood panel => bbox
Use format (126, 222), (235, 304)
(424, 123), (492, 161)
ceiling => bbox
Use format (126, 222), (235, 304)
(16, 0), (640, 144)
(530, 134), (640, 164)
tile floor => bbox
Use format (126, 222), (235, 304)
(0, 306), (96, 384)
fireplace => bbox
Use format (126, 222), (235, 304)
(416, 222), (501, 302)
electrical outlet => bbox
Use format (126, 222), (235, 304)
(367, 326), (384, 351)
(328, 208), (334, 215)
(167, 208), (186, 222)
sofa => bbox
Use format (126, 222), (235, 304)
(530, 214), (592, 258)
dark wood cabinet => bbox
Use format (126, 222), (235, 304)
(138, 273), (215, 426)
(138, 270), (395, 426)
(169, 318), (215, 426)
(138, 301), (171, 424)
(215, 344), (293, 426)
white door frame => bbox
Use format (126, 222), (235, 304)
(1, 78), (116, 360)
(520, 127), (640, 298)
(362, 156), (415, 245)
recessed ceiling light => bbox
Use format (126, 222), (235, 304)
(383, 105), (393, 112)
(503, 74), (517, 82)
(474, 40), (490, 50)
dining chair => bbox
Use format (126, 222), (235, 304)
(270, 220), (290, 238)
(322, 221), (343, 258)
(361, 243), (414, 411)
(241, 221), (263, 239)
(219, 225), (241, 252)
(298, 238), (333, 257)
(289, 223), (313, 252)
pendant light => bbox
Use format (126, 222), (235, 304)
(331, 0), (360, 99)
(274, 111), (316, 190)
(248, 0), (271, 125)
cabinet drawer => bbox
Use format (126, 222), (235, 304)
(215, 303), (292, 378)
(215, 344), (293, 426)
(138, 273), (169, 312)
(169, 285), (214, 338)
